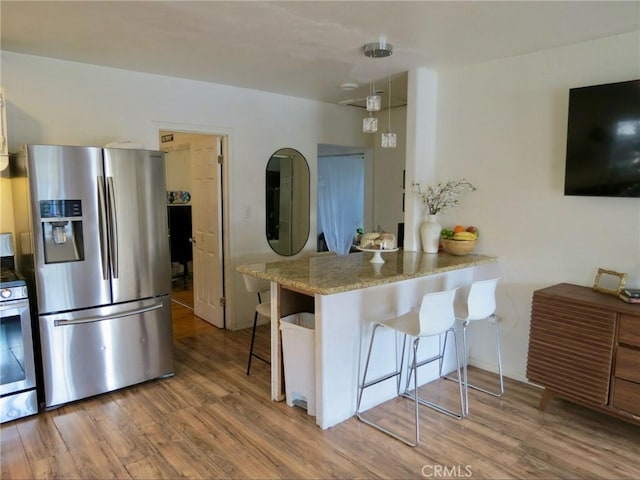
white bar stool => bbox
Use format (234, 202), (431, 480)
(454, 277), (503, 415)
(242, 274), (271, 375)
(355, 288), (465, 447)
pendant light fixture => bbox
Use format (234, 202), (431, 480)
(363, 112), (378, 133)
(361, 39), (393, 134)
(363, 81), (379, 133)
(366, 82), (381, 112)
(381, 76), (397, 148)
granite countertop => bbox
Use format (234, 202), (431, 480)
(237, 250), (497, 296)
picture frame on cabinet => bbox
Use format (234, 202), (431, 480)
(592, 267), (627, 297)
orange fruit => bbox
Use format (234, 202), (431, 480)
(453, 225), (465, 233)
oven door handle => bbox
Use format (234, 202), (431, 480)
(53, 302), (163, 326)
(0, 301), (29, 314)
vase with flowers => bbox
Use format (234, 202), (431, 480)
(414, 179), (477, 253)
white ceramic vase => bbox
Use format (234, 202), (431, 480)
(420, 214), (441, 253)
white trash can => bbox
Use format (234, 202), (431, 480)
(279, 312), (315, 416)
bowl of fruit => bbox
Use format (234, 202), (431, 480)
(440, 226), (478, 256)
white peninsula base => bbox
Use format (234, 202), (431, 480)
(239, 250), (499, 429)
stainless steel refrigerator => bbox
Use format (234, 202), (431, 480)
(12, 145), (173, 409)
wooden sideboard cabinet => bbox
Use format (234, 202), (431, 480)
(527, 283), (640, 425)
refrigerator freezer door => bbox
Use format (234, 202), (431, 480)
(25, 145), (111, 314)
(103, 149), (171, 303)
(39, 296), (174, 408)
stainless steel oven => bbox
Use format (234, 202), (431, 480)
(0, 233), (38, 423)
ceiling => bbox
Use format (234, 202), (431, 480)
(1, 1), (638, 108)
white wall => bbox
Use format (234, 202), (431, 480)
(3, 31), (638, 380)
(432, 31), (640, 381)
(0, 51), (368, 330)
(373, 105), (407, 237)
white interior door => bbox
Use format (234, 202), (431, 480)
(191, 135), (224, 327)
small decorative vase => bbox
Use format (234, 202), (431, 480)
(420, 214), (442, 253)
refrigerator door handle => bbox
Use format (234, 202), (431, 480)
(53, 301), (164, 326)
(97, 176), (109, 280)
(106, 176), (119, 278)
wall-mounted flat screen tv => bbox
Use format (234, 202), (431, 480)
(564, 79), (640, 197)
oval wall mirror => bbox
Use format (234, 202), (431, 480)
(266, 148), (310, 256)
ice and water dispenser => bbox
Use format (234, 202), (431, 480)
(40, 200), (85, 263)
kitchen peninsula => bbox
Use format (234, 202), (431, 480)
(237, 250), (499, 429)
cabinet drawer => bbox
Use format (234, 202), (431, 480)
(619, 314), (640, 347)
(612, 378), (640, 416)
(615, 347), (640, 383)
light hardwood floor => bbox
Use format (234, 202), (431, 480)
(171, 276), (193, 309)
(2, 302), (639, 479)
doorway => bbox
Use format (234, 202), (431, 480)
(160, 130), (227, 329)
(317, 153), (365, 254)
(317, 144), (373, 252)
(168, 201), (193, 307)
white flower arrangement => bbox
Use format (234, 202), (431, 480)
(413, 179), (477, 215)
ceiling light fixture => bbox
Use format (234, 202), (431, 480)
(363, 41), (394, 58)
(340, 82), (359, 91)
(381, 76), (397, 148)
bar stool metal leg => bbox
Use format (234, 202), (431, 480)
(444, 277), (503, 413)
(357, 327), (465, 447)
(356, 324), (419, 447)
(406, 328), (465, 420)
(356, 288), (464, 447)
(243, 275), (272, 376)
(355, 324), (381, 416)
(464, 315), (504, 397)
(247, 293), (271, 375)
(247, 311), (259, 375)
(448, 314), (504, 414)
